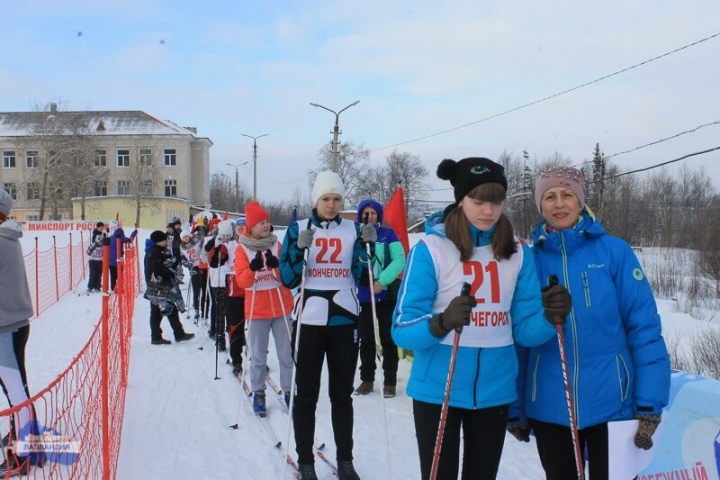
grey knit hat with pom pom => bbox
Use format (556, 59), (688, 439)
(437, 157), (507, 204)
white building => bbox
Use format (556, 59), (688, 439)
(0, 104), (211, 224)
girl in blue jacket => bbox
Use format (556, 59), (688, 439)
(392, 158), (571, 480)
(509, 167), (670, 479)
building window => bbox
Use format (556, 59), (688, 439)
(49, 151), (60, 167)
(117, 149), (130, 167)
(139, 148), (152, 166)
(3, 183), (17, 199)
(95, 150), (107, 167)
(3, 151), (16, 168)
(26, 151), (38, 168)
(26, 215), (39, 221)
(118, 180), (130, 196)
(142, 180), (153, 195)
(164, 149), (177, 166)
(94, 180), (107, 197)
(164, 180), (177, 197)
(27, 182), (39, 200)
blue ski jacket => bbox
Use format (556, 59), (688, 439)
(511, 209), (670, 428)
(392, 211), (556, 409)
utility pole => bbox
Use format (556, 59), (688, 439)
(309, 101), (359, 172)
(240, 133), (269, 200)
(226, 161), (249, 212)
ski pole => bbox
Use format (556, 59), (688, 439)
(284, 219), (313, 478)
(363, 212), (393, 478)
(549, 274), (585, 480)
(430, 282), (471, 480)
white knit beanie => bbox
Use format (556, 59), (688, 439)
(311, 171), (345, 206)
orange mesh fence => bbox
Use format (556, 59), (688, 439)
(1, 239), (140, 479)
(23, 233), (89, 319)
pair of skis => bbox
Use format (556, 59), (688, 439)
(286, 447), (336, 478)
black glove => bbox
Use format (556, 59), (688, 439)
(249, 251), (264, 271)
(507, 419), (531, 442)
(265, 249), (279, 269)
(634, 414), (661, 450)
(429, 294), (477, 337)
(542, 284), (571, 325)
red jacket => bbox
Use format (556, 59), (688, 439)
(233, 239), (293, 320)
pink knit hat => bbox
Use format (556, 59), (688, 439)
(535, 167), (586, 213)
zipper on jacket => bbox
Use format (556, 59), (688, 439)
(473, 348), (481, 408)
(560, 233), (581, 426)
(581, 271), (591, 308)
(531, 354), (540, 402)
(615, 354), (630, 410)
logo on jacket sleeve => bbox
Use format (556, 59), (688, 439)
(632, 268), (644, 281)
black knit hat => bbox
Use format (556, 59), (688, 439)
(150, 230), (167, 243)
(437, 157), (507, 204)
(96, 221), (105, 228)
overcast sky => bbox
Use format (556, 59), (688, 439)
(2, 0), (719, 205)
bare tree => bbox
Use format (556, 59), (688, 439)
(121, 145), (165, 227)
(209, 173), (236, 213)
(312, 141), (370, 206)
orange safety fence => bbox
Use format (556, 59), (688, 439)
(23, 232), (89, 320)
(0, 237), (141, 479)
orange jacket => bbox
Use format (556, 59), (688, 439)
(233, 240), (293, 320)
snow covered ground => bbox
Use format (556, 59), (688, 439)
(13, 230), (720, 479)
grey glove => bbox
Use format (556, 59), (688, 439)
(360, 223), (377, 244)
(429, 294), (477, 337)
(507, 420), (531, 442)
(297, 227), (316, 250)
(634, 414), (661, 449)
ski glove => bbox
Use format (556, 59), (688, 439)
(297, 227), (316, 250)
(265, 249), (279, 269)
(634, 414), (661, 450)
(429, 294), (477, 337)
(360, 223), (377, 244)
(249, 251), (264, 271)
(507, 420), (531, 442)
(542, 284), (571, 325)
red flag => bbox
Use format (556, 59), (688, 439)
(384, 187), (409, 255)
(222, 211), (229, 220)
(115, 211), (122, 228)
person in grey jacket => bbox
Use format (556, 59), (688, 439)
(0, 188), (43, 476)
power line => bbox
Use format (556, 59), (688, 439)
(604, 120), (720, 160)
(589, 146), (720, 184)
(370, 32), (720, 152)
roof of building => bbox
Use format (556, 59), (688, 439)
(0, 110), (207, 139)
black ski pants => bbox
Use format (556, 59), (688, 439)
(413, 400), (508, 480)
(529, 418), (609, 480)
(190, 267), (209, 317)
(87, 259), (102, 290)
(209, 287), (227, 349)
(224, 295), (245, 368)
(293, 323), (358, 465)
(149, 303), (186, 341)
(357, 299), (399, 385)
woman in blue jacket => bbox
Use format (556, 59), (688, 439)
(108, 221), (137, 290)
(392, 158), (571, 480)
(509, 166), (670, 479)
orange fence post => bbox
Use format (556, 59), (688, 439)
(35, 237), (39, 316)
(53, 235), (59, 301)
(101, 242), (110, 478)
(69, 232), (73, 288)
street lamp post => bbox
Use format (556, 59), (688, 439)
(240, 133), (269, 200)
(309, 101), (360, 172)
(226, 161), (249, 213)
